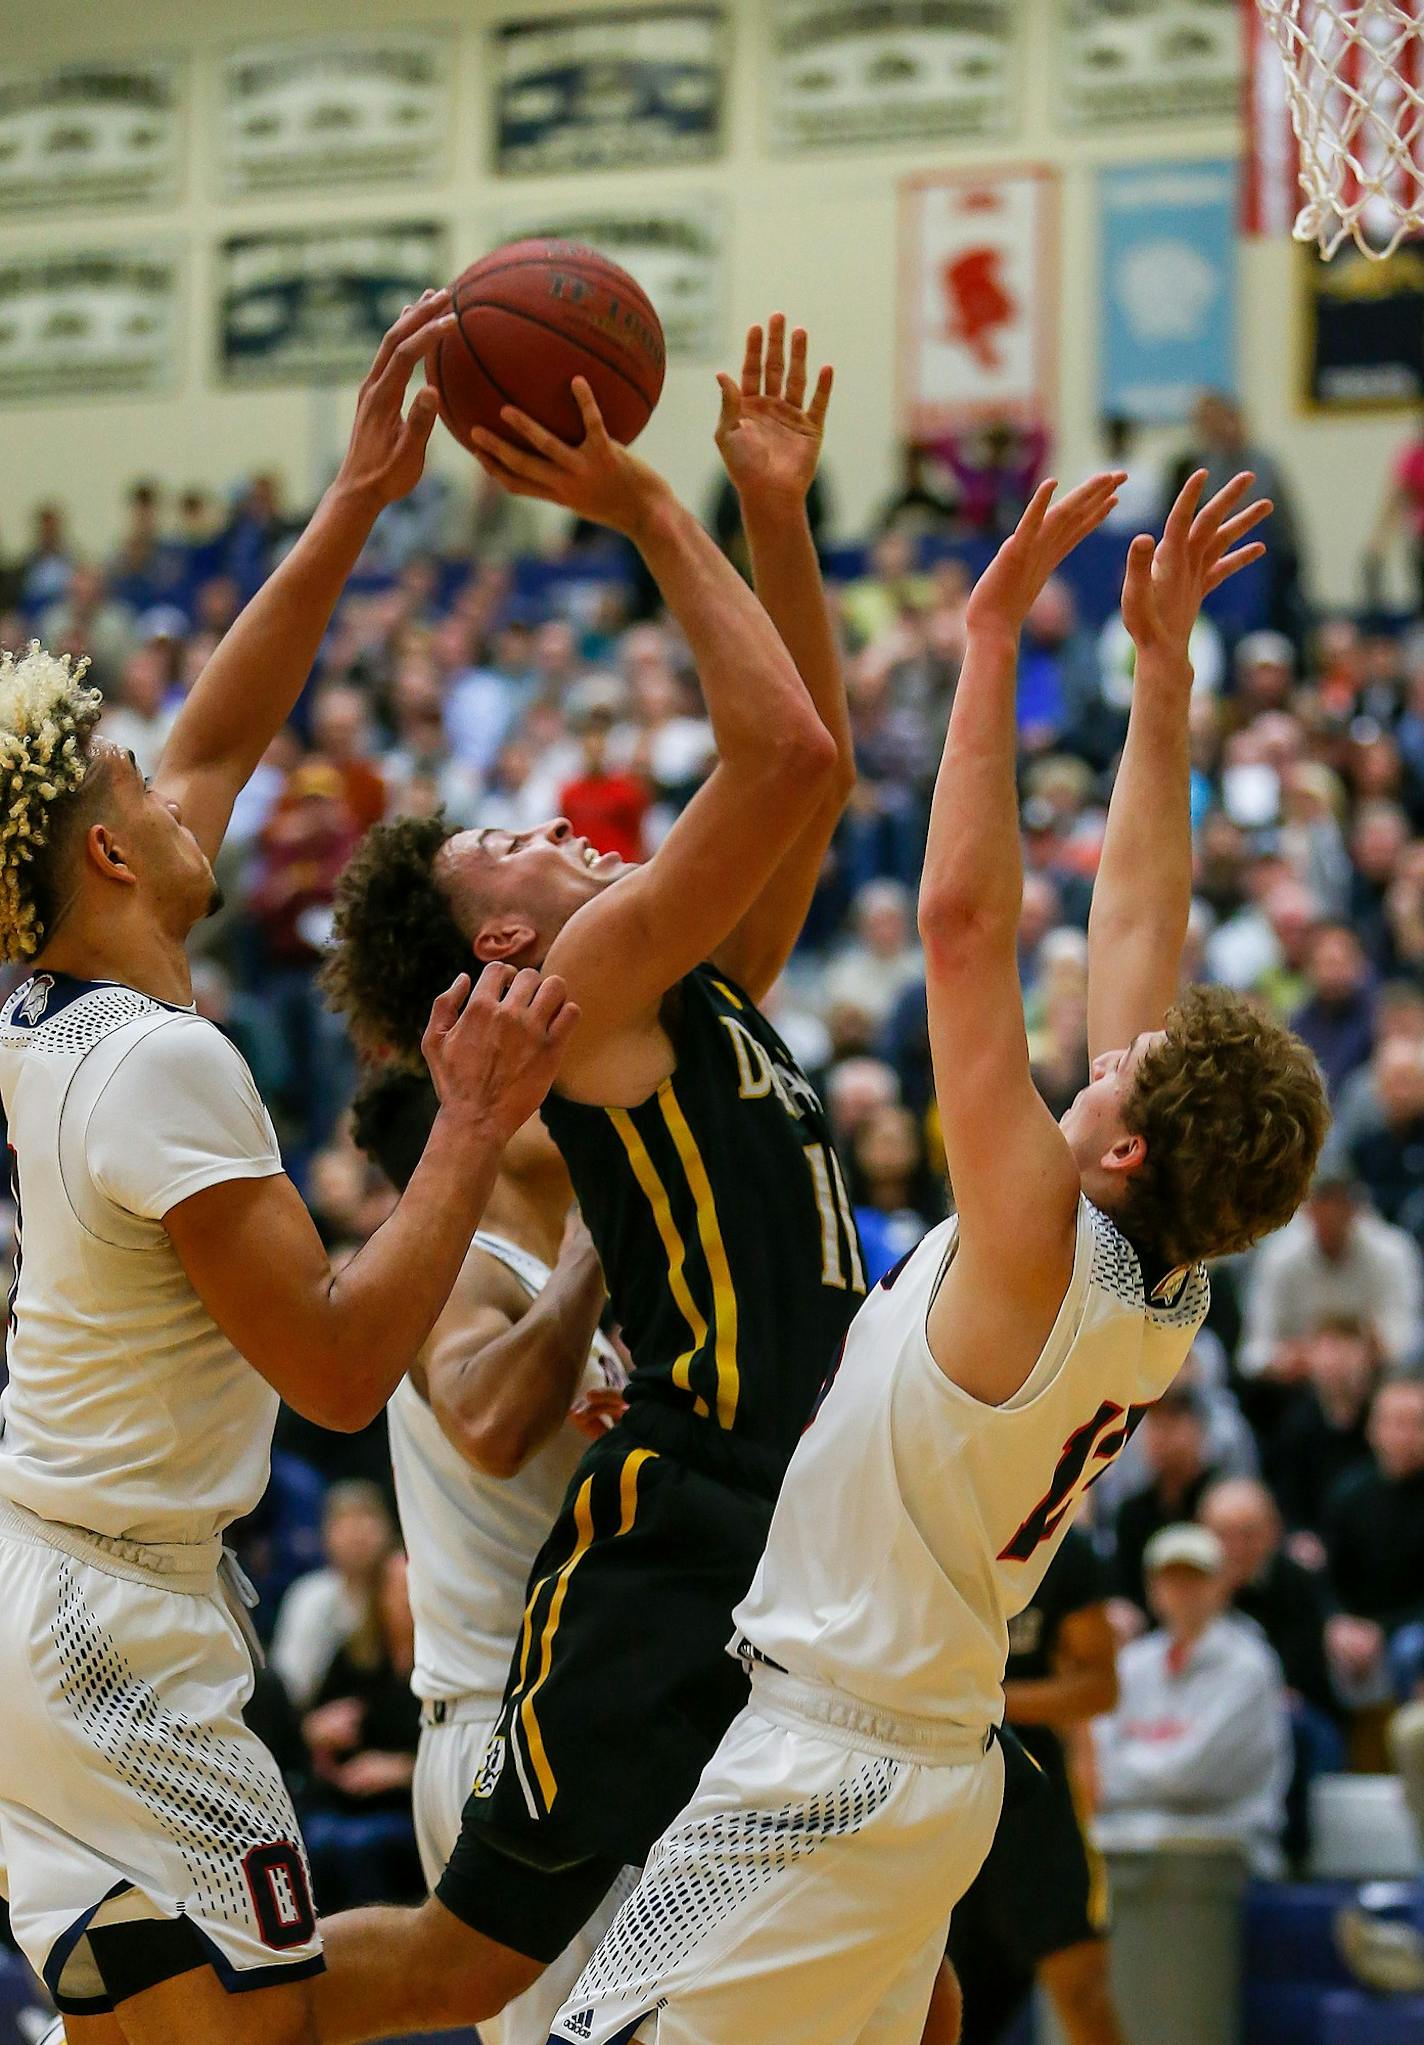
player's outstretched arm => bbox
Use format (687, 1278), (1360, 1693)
(470, 381), (837, 1071)
(920, 476), (1121, 1401)
(1087, 470), (1268, 1060)
(155, 292), (455, 862)
(164, 966), (578, 1431)
(414, 1210), (608, 1478)
(707, 316), (855, 1000)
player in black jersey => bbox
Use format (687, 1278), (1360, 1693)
(948, 1528), (1126, 2045)
(311, 319), (866, 2041)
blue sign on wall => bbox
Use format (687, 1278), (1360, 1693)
(1100, 160), (1237, 424)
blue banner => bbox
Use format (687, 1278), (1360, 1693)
(1099, 160), (1237, 424)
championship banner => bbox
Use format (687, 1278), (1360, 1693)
(899, 166), (1057, 437)
(217, 222), (448, 387)
(219, 35), (453, 197)
(1058, 0), (1241, 128)
(1300, 240), (1424, 411)
(0, 62), (182, 211)
(493, 8), (725, 174)
(495, 202), (724, 357)
(1100, 161), (1236, 424)
(767, 0), (1014, 152)
(0, 247), (178, 402)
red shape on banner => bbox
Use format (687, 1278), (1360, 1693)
(941, 246), (1017, 370)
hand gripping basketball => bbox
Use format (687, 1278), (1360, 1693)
(335, 290), (457, 510)
(421, 964), (580, 1143)
(468, 379), (672, 541)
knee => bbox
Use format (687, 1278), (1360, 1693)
(407, 1899), (543, 2023)
(1043, 1942), (1115, 2025)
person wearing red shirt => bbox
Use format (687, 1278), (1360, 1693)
(557, 707), (650, 865)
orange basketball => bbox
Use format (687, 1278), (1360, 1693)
(431, 240), (666, 452)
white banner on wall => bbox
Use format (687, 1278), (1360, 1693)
(768, 0), (1015, 151)
(0, 62), (182, 211)
(493, 8), (726, 174)
(899, 165), (1058, 436)
(217, 222), (449, 387)
(1057, 0), (1242, 128)
(218, 34), (453, 197)
(494, 202), (725, 357)
(0, 247), (178, 402)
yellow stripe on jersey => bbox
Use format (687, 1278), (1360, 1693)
(606, 1106), (711, 1421)
(1068, 1758), (1112, 1933)
(517, 1449), (657, 1813)
(658, 1083), (740, 1430)
(709, 978), (744, 1010)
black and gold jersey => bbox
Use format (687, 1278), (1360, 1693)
(542, 966), (865, 1464)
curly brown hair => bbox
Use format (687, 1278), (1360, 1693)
(1116, 984), (1329, 1268)
(320, 812), (468, 1060)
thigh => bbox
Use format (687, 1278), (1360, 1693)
(109, 1966), (318, 2045)
(0, 1534), (321, 2014)
(552, 1711), (1004, 2045)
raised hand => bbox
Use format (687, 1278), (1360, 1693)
(1122, 469), (1271, 664)
(468, 379), (670, 539)
(715, 314), (833, 507)
(421, 963), (580, 1141)
(964, 472), (1125, 639)
(336, 290), (455, 509)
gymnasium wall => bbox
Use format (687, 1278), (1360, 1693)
(0, 0), (1407, 605)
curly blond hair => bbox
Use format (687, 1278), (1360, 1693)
(0, 642), (103, 962)
(1118, 984), (1330, 1267)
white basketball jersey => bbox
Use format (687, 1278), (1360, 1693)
(388, 1231), (626, 1708)
(0, 972), (286, 1553)
(733, 1197), (1209, 1731)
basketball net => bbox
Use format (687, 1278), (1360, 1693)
(1256, 0), (1424, 258)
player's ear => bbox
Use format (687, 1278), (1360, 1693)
(473, 917), (538, 966)
(83, 822), (139, 889)
(1100, 1131), (1146, 1177)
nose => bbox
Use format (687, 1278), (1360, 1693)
(542, 818), (573, 843)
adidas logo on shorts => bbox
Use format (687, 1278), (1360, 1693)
(563, 2009), (595, 2038)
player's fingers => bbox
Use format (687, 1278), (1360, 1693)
(764, 312), (786, 398)
(715, 371), (742, 438)
(545, 998), (581, 1052)
(372, 309), (457, 404)
(1163, 468), (1207, 551)
(528, 972), (571, 1027)
(423, 971), (472, 1043)
(495, 403), (577, 467)
(741, 324), (763, 398)
(1205, 541), (1268, 591)
(1189, 470), (1255, 549)
(570, 376), (611, 447)
(1019, 477), (1057, 535)
(472, 962), (516, 1005)
(806, 363), (834, 432)
(1121, 531), (1155, 590)
(499, 966), (544, 1012)
(470, 446), (548, 500)
(405, 385), (440, 446)
(1212, 499), (1272, 553)
(365, 288), (450, 385)
(785, 327), (809, 409)
(470, 424), (560, 486)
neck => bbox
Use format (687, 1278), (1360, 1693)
(476, 1159), (568, 1268)
(36, 910), (194, 1010)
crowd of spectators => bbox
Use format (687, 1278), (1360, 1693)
(3, 391), (1424, 1915)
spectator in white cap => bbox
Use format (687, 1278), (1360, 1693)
(1093, 1522), (1291, 1875)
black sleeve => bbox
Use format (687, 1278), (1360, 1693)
(1051, 1526), (1108, 1616)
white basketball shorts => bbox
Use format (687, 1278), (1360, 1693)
(550, 1667), (1005, 2045)
(413, 1701), (634, 2045)
(0, 1505), (322, 2016)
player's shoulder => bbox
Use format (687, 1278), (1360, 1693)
(0, 971), (174, 1053)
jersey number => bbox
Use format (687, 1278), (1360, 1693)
(998, 1400), (1147, 1562)
(804, 1144), (866, 1294)
(243, 1841), (315, 1950)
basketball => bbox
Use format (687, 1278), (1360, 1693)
(430, 240), (666, 453)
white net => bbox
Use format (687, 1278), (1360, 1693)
(1257, 0), (1424, 258)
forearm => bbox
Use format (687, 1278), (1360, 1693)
(1088, 655), (1193, 1043)
(320, 1108), (506, 1424)
(1003, 1666), (1118, 1729)
(634, 491), (826, 769)
(437, 1247), (607, 1476)
(741, 497), (853, 787)
(920, 621), (1023, 934)
(161, 481), (379, 785)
